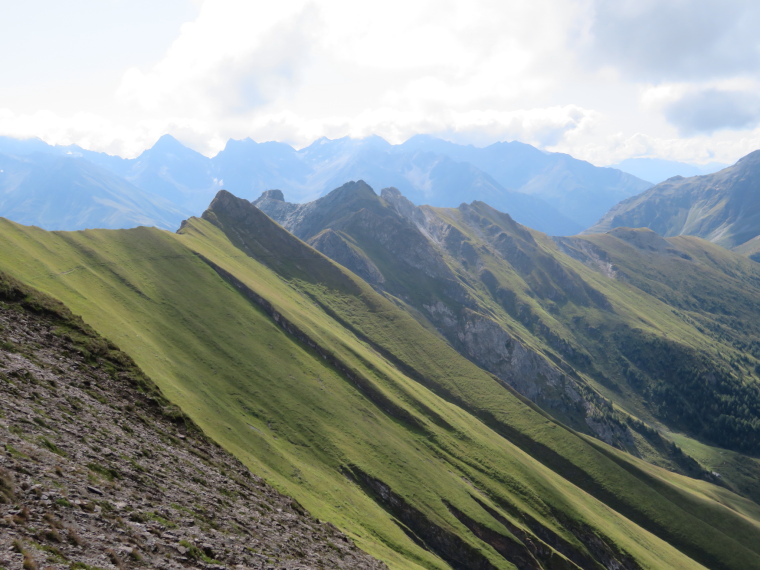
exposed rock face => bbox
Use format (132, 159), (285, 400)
(0, 276), (385, 570)
(309, 229), (386, 286)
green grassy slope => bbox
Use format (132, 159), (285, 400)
(255, 185), (760, 498)
(0, 209), (759, 568)
(441, 204), (760, 466)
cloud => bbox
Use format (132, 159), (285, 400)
(111, 0), (592, 150)
(663, 88), (760, 134)
(641, 81), (760, 135)
(117, 0), (318, 118)
(438, 107), (598, 147)
(586, 0), (760, 81)
(6, 0), (760, 167)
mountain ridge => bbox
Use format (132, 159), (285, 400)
(2, 202), (759, 567)
(0, 134), (653, 236)
(255, 181), (760, 493)
(587, 150), (760, 249)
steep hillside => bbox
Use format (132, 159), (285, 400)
(734, 234), (760, 261)
(256, 182), (760, 492)
(0, 272), (382, 569)
(588, 150), (760, 248)
(2, 206), (760, 568)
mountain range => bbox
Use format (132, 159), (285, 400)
(0, 134), (653, 235)
(0, 152), (186, 231)
(256, 182), (760, 463)
(2, 182), (760, 568)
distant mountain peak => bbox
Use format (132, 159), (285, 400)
(150, 133), (185, 151)
(325, 179), (376, 200)
(259, 189), (285, 201)
(221, 137), (258, 152)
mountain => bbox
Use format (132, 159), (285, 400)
(734, 234), (760, 261)
(399, 135), (652, 228)
(611, 157), (728, 184)
(210, 135), (584, 235)
(124, 134), (220, 214)
(588, 150), (760, 249)
(211, 137), (312, 199)
(256, 181), (760, 498)
(0, 135), (651, 236)
(0, 152), (189, 230)
(2, 197), (760, 568)
(230, 134), (650, 234)
(0, 135), (132, 175)
(0, 271), (382, 569)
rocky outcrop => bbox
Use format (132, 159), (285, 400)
(308, 229), (386, 286)
(0, 274), (384, 570)
(423, 302), (589, 421)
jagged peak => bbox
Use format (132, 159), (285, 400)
(380, 187), (425, 225)
(204, 189), (258, 221)
(258, 189), (285, 202)
(221, 137), (257, 151)
(379, 186), (403, 200)
(150, 134), (186, 151)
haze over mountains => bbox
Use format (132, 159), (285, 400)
(610, 157), (727, 185)
(0, 152), (186, 231)
(0, 134), (653, 235)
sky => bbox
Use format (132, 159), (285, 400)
(2, 0), (760, 166)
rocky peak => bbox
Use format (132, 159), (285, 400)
(321, 180), (376, 204)
(258, 189), (285, 201)
(381, 186), (429, 231)
(204, 189), (263, 225)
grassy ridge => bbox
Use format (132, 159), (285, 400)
(0, 214), (758, 568)
(263, 185), (760, 480)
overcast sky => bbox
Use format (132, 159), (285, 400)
(2, 0), (760, 165)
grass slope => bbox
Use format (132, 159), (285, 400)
(0, 211), (759, 568)
(257, 184), (760, 479)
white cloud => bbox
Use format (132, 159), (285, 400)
(3, 0), (760, 166)
(585, 0), (760, 81)
(111, 0), (593, 151)
(640, 79), (760, 135)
